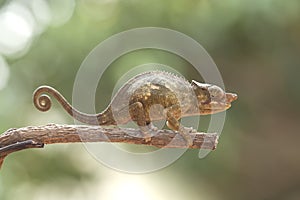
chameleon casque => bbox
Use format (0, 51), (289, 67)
(33, 71), (237, 146)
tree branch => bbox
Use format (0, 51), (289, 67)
(0, 124), (218, 169)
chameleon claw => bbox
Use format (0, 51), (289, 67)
(144, 136), (152, 143)
(147, 123), (158, 131)
(139, 124), (158, 143)
(178, 127), (195, 146)
(188, 127), (197, 133)
(181, 134), (193, 147)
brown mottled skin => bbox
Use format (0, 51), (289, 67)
(33, 71), (237, 146)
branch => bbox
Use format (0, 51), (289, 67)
(0, 124), (218, 169)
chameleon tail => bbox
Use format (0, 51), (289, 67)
(33, 86), (100, 125)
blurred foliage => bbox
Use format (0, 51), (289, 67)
(0, 0), (300, 199)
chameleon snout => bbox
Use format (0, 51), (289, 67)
(226, 93), (238, 103)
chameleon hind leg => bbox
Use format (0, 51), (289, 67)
(165, 105), (196, 146)
(129, 102), (158, 142)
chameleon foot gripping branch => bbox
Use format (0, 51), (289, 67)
(33, 71), (238, 146)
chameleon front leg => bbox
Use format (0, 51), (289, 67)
(129, 102), (158, 142)
(165, 106), (196, 146)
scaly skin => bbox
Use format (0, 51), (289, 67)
(33, 71), (237, 146)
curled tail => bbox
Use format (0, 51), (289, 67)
(33, 86), (101, 125)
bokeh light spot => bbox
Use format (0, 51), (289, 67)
(0, 2), (35, 56)
(30, 0), (52, 32)
(46, 0), (76, 27)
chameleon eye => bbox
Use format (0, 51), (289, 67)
(208, 86), (225, 100)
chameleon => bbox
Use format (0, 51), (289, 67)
(33, 71), (237, 146)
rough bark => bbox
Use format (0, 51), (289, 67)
(0, 124), (218, 169)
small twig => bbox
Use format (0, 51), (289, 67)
(0, 124), (218, 169)
(0, 140), (44, 168)
(0, 140), (44, 155)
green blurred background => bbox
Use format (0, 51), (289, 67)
(0, 0), (300, 199)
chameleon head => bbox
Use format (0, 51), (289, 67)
(191, 80), (238, 115)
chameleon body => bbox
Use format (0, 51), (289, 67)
(33, 71), (237, 146)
